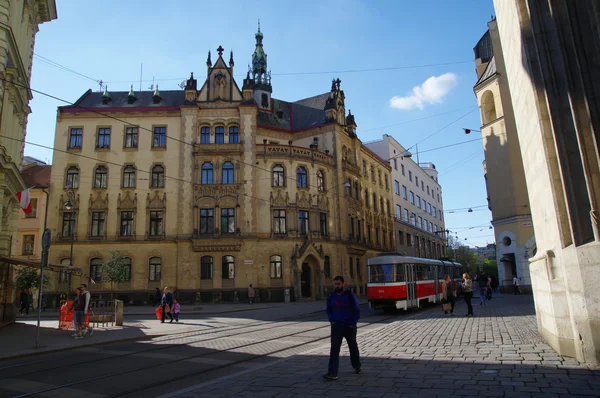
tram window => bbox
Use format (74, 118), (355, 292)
(395, 264), (405, 282)
(369, 264), (393, 283)
(428, 266), (436, 280)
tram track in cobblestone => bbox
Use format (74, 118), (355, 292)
(9, 309), (408, 398)
(0, 308), (336, 377)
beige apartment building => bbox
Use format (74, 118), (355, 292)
(0, 0), (57, 323)
(365, 135), (446, 259)
(472, 19), (535, 292)
(493, 0), (600, 365)
(45, 28), (395, 304)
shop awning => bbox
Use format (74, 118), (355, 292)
(0, 256), (83, 275)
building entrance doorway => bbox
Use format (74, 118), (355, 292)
(301, 263), (311, 298)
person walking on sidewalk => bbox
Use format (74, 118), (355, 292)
(19, 290), (29, 315)
(478, 272), (489, 307)
(461, 273), (474, 317)
(78, 284), (94, 337)
(161, 287), (174, 323)
(513, 275), (521, 295)
(248, 284), (255, 304)
(69, 288), (81, 337)
(441, 275), (456, 315)
(172, 298), (181, 323)
(323, 276), (361, 381)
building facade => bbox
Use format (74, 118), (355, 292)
(45, 28), (395, 304)
(472, 20), (535, 293)
(493, 0), (600, 365)
(365, 135), (446, 259)
(0, 0), (57, 323)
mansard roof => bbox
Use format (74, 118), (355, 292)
(257, 92), (330, 132)
(60, 89), (185, 113)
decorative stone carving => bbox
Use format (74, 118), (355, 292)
(89, 191), (108, 210)
(147, 191), (166, 209)
(117, 192), (137, 210)
(194, 183), (240, 197)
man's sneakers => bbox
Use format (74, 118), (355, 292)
(322, 374), (338, 381)
(354, 368), (362, 374)
(88, 328), (94, 336)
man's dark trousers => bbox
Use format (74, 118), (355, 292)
(328, 323), (361, 376)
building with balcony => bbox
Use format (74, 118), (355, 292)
(365, 135), (446, 259)
(0, 0), (57, 323)
(472, 18), (535, 292)
(45, 27), (395, 304)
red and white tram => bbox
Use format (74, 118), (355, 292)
(367, 253), (463, 310)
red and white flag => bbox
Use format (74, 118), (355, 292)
(16, 189), (32, 215)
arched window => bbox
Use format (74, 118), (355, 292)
(151, 165), (165, 188)
(94, 166), (107, 188)
(90, 258), (103, 283)
(270, 255), (282, 278)
(200, 256), (213, 280)
(122, 257), (132, 282)
(200, 126), (210, 144)
(201, 162), (213, 184)
(481, 90), (497, 124)
(122, 165), (136, 188)
(215, 126), (225, 144)
(297, 166), (308, 188)
(228, 126), (239, 144)
(316, 170), (325, 192)
(222, 162), (234, 184)
(66, 166), (79, 189)
(272, 165), (285, 187)
(222, 255), (235, 279)
(149, 257), (161, 281)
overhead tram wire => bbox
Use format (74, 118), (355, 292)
(33, 53), (101, 84)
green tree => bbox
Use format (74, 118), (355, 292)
(446, 236), (480, 275)
(102, 250), (130, 301)
(15, 267), (49, 290)
(482, 259), (498, 279)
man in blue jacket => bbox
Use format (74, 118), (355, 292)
(323, 276), (361, 380)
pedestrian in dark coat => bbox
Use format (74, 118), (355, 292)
(161, 287), (174, 323)
(323, 276), (361, 381)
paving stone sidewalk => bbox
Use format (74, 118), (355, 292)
(168, 294), (600, 398)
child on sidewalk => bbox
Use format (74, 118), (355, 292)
(172, 298), (181, 323)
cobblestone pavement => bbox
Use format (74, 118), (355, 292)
(166, 294), (600, 398)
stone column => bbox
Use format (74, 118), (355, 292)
(295, 270), (301, 300)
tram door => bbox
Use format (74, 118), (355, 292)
(405, 263), (418, 309)
(434, 265), (441, 303)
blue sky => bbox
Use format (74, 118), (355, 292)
(26, 0), (496, 247)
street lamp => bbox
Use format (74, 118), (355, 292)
(463, 128), (482, 134)
(64, 190), (76, 269)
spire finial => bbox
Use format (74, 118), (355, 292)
(258, 19), (261, 33)
(102, 85), (109, 97)
(206, 50), (212, 67)
(229, 50), (235, 67)
(217, 45), (224, 56)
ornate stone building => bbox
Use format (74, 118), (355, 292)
(0, 0), (57, 323)
(472, 20), (535, 292)
(45, 27), (395, 304)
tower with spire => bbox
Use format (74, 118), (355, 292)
(249, 20), (272, 111)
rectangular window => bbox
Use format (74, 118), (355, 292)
(349, 216), (355, 239)
(428, 203), (432, 214)
(120, 211), (134, 237)
(427, 185), (430, 195)
(62, 213), (75, 237)
(362, 160), (367, 176)
(125, 127), (138, 148)
(273, 209), (286, 234)
(222, 256), (234, 279)
(409, 170), (412, 182)
(320, 213), (328, 236)
(417, 195), (421, 208)
(411, 213), (416, 226)
(418, 216), (423, 229)
(90, 262), (103, 283)
(270, 256), (282, 279)
(401, 164), (405, 176)
(149, 258), (161, 281)
(357, 219), (361, 240)
(403, 208), (409, 222)
(409, 191), (415, 204)
(22, 235), (34, 255)
(324, 256), (331, 278)
(349, 257), (354, 277)
(421, 181), (424, 191)
(200, 208), (214, 234)
(298, 210), (309, 235)
(215, 127), (225, 144)
(25, 198), (38, 218)
(407, 233), (412, 247)
(416, 176), (419, 187)
(221, 208), (235, 233)
(91, 212), (105, 237)
(423, 199), (427, 211)
(228, 126), (239, 144)
(153, 126), (166, 148)
(398, 231), (404, 245)
(68, 128), (83, 149)
(402, 185), (407, 200)
(394, 180), (400, 195)
(424, 220), (429, 232)
(396, 204), (401, 219)
(122, 258), (132, 281)
(393, 159), (397, 170)
(97, 127), (111, 148)
(200, 127), (210, 144)
(200, 257), (213, 280)
(433, 207), (437, 217)
(149, 211), (163, 236)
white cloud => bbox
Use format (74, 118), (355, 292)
(389, 73), (458, 111)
